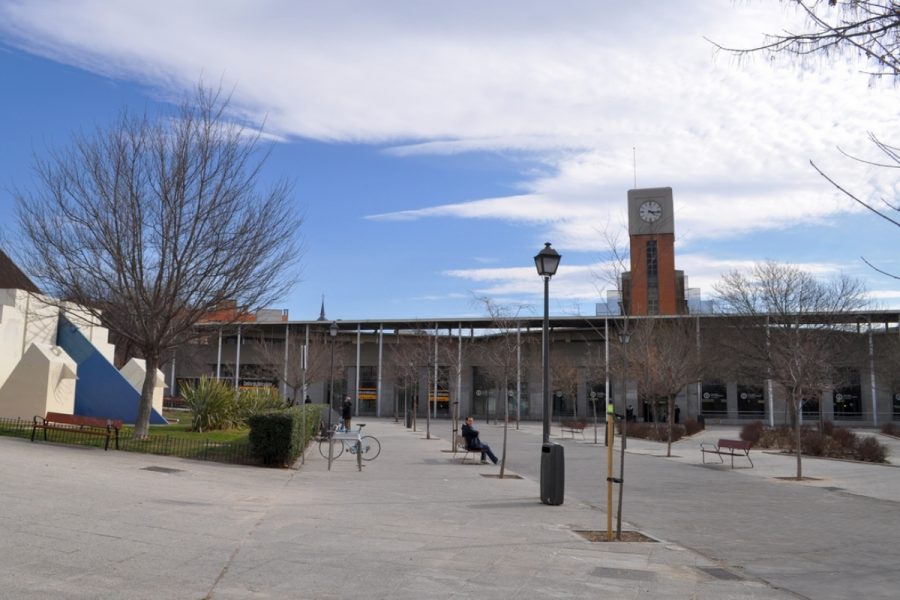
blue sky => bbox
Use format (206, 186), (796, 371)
(0, 1), (898, 321)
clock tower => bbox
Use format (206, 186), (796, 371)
(622, 187), (685, 315)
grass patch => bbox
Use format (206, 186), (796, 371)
(0, 415), (257, 464)
(1, 405), (322, 467)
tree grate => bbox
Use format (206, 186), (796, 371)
(697, 566), (744, 581)
(141, 466), (184, 474)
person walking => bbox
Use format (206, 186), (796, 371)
(341, 396), (353, 430)
(460, 416), (498, 464)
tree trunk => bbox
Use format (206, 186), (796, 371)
(500, 377), (509, 478)
(133, 353), (158, 440)
(795, 403), (803, 479)
(615, 415), (627, 540)
(793, 391), (803, 479)
(666, 394), (674, 457)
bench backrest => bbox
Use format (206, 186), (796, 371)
(458, 435), (480, 451)
(45, 412), (122, 430)
(718, 438), (751, 450)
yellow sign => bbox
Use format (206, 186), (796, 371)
(429, 391), (450, 404)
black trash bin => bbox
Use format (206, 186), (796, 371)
(540, 442), (565, 505)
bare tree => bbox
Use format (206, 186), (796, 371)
(14, 85), (302, 438)
(581, 330), (611, 444)
(626, 318), (702, 457)
(710, 1), (900, 275)
(550, 354), (580, 422)
(476, 297), (526, 478)
(710, 1), (900, 79)
(254, 324), (349, 405)
(436, 324), (476, 450)
(389, 327), (434, 434)
(809, 136), (900, 278)
(714, 260), (868, 478)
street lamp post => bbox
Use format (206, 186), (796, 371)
(534, 242), (562, 505)
(327, 321), (338, 470)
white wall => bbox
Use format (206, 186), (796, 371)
(120, 358), (167, 415)
(0, 289), (61, 391)
(0, 342), (77, 420)
(61, 303), (116, 364)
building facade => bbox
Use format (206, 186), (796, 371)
(167, 314), (900, 428)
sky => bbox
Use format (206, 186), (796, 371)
(0, 1), (898, 322)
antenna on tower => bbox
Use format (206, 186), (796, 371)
(633, 146), (637, 188)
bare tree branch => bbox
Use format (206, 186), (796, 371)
(708, 1), (900, 79)
(14, 84), (303, 438)
(713, 261), (868, 478)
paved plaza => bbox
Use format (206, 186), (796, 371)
(1, 419), (898, 599)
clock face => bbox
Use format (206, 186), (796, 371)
(639, 200), (662, 222)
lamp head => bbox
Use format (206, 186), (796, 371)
(534, 242), (561, 278)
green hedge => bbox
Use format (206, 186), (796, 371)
(248, 404), (323, 467)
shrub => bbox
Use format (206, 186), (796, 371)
(800, 428), (826, 456)
(881, 422), (899, 437)
(625, 422), (685, 442)
(830, 426), (857, 451)
(757, 425), (794, 449)
(751, 423), (888, 463)
(684, 419), (704, 436)
(248, 404), (323, 467)
(248, 411), (300, 467)
(856, 436), (887, 463)
(181, 377), (240, 432)
(740, 421), (764, 445)
(237, 387), (285, 423)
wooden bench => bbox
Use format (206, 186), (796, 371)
(560, 420), (587, 439)
(32, 412), (123, 451)
(456, 437), (484, 464)
(700, 438), (753, 468)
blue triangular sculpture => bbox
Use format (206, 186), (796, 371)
(56, 315), (167, 425)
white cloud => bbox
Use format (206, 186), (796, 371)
(2, 0), (897, 309)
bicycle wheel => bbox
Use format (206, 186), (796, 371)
(359, 435), (381, 461)
(318, 438), (344, 459)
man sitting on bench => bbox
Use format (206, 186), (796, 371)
(461, 416), (498, 465)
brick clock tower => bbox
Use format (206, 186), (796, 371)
(622, 187), (686, 316)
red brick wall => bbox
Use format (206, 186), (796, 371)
(628, 233), (677, 316)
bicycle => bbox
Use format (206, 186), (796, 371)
(318, 423), (381, 461)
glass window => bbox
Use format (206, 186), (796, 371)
(646, 240), (659, 315)
(427, 366), (451, 417)
(358, 366), (378, 415)
(833, 367), (862, 420)
(893, 389), (900, 421)
(737, 383), (765, 418)
(801, 393), (820, 419)
(588, 381), (607, 418)
(701, 379), (727, 417)
(646, 240), (658, 278)
(471, 367), (497, 419)
(506, 381), (530, 418)
(553, 389), (575, 419)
